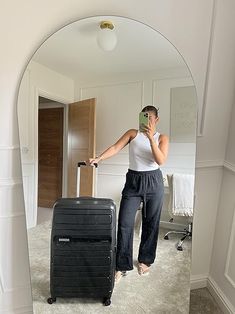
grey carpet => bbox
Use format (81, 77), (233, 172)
(189, 288), (223, 314)
(28, 220), (192, 313)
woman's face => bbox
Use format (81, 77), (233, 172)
(148, 111), (159, 126)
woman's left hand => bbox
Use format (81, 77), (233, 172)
(142, 119), (155, 140)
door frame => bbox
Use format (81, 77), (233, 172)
(35, 88), (71, 222)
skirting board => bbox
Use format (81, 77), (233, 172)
(207, 276), (235, 314)
(190, 274), (208, 290)
(190, 275), (235, 314)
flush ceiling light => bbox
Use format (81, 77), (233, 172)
(97, 21), (117, 51)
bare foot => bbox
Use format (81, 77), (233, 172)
(137, 263), (150, 276)
(115, 271), (127, 283)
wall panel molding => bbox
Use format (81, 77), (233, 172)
(0, 179), (23, 187)
(0, 146), (20, 150)
(198, 0), (217, 136)
(195, 160), (223, 169)
(80, 79), (144, 91)
(224, 161), (235, 174)
(224, 206), (235, 288)
(0, 213), (25, 219)
(80, 79), (144, 103)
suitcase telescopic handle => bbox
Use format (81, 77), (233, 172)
(77, 161), (98, 168)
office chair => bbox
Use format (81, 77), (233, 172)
(163, 174), (194, 251)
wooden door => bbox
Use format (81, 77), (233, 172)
(67, 98), (96, 197)
(38, 107), (64, 207)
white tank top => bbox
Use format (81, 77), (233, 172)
(129, 131), (160, 171)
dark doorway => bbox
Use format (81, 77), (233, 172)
(38, 98), (64, 208)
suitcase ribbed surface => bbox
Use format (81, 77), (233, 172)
(49, 197), (116, 301)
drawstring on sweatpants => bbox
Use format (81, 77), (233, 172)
(142, 175), (148, 218)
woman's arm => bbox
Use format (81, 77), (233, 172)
(149, 134), (169, 165)
(89, 129), (137, 164)
(143, 120), (169, 165)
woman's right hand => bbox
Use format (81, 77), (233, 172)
(88, 157), (100, 166)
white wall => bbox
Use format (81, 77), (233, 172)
(18, 61), (74, 228)
(208, 168), (235, 313)
(207, 98), (235, 312)
(191, 1), (235, 313)
(78, 72), (195, 227)
(1, 0), (235, 313)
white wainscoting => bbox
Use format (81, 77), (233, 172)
(0, 215), (32, 313)
(191, 162), (235, 314)
(0, 146), (25, 219)
(0, 182), (24, 219)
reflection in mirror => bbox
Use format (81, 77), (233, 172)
(17, 16), (197, 312)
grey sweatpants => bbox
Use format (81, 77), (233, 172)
(116, 168), (164, 271)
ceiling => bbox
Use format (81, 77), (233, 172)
(32, 16), (188, 82)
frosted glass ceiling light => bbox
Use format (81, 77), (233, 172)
(97, 21), (117, 51)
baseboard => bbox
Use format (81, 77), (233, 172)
(190, 274), (208, 290)
(207, 276), (235, 314)
(190, 274), (235, 313)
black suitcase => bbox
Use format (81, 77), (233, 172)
(47, 163), (116, 306)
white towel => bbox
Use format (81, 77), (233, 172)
(170, 173), (194, 216)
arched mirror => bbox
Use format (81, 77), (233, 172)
(17, 16), (197, 312)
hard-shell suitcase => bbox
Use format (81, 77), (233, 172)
(47, 162), (116, 306)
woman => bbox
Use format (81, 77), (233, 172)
(89, 105), (169, 283)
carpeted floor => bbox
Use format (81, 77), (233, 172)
(27, 220), (192, 313)
(189, 288), (223, 314)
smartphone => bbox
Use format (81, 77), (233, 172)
(139, 112), (149, 131)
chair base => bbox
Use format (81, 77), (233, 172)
(164, 222), (192, 251)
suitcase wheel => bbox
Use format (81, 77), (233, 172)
(47, 297), (56, 304)
(103, 297), (111, 306)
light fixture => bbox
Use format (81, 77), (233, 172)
(97, 21), (117, 51)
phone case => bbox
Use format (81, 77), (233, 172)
(139, 112), (149, 131)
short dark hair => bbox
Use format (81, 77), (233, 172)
(141, 105), (159, 117)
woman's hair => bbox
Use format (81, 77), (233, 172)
(141, 105), (159, 117)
